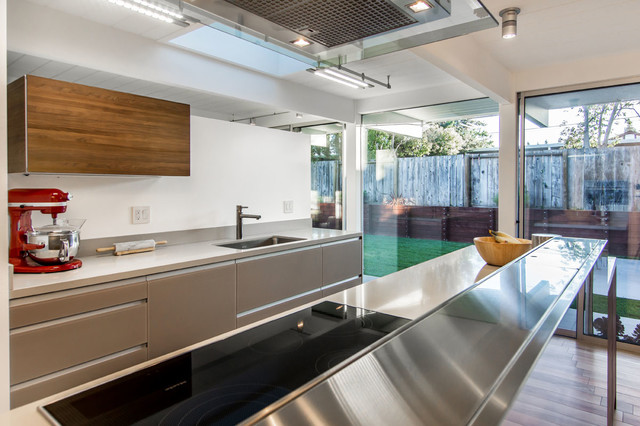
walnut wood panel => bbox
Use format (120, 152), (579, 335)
(7, 77), (26, 173)
(8, 75), (190, 175)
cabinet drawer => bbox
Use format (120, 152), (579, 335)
(322, 276), (362, 297)
(237, 289), (323, 328)
(237, 247), (322, 313)
(322, 239), (362, 285)
(10, 278), (147, 329)
(11, 303), (147, 385)
(10, 346), (147, 408)
(148, 263), (236, 359)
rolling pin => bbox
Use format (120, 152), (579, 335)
(96, 239), (167, 256)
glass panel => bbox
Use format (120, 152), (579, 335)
(522, 82), (640, 342)
(362, 99), (499, 278)
(307, 124), (344, 230)
(181, 0), (497, 68)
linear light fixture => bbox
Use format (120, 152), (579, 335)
(313, 70), (361, 89)
(308, 66), (390, 90)
(324, 69), (371, 88)
(106, 0), (190, 26)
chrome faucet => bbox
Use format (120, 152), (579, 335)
(236, 205), (261, 239)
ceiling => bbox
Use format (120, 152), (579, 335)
(10, 0), (640, 128)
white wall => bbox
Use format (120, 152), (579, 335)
(0, 0), (10, 412)
(8, 117), (311, 240)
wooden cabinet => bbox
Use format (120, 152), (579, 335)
(147, 262), (236, 359)
(9, 278), (148, 408)
(7, 75), (190, 176)
(236, 246), (323, 325)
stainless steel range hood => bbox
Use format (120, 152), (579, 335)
(177, 0), (497, 66)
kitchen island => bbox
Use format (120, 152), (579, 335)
(1, 237), (609, 425)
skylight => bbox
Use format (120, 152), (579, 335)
(168, 25), (313, 77)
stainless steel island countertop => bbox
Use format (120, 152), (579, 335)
(247, 237), (609, 425)
(1, 237), (608, 425)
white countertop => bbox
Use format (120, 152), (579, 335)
(10, 228), (361, 299)
(2, 245), (492, 425)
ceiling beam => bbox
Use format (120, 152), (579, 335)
(410, 35), (515, 104)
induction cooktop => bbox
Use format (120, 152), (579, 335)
(40, 301), (409, 425)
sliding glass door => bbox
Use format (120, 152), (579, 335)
(521, 82), (640, 344)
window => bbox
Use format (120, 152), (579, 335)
(306, 124), (344, 230)
(521, 82), (640, 345)
(361, 99), (499, 278)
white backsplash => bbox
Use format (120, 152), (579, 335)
(9, 116), (311, 240)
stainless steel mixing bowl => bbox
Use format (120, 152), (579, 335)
(27, 227), (80, 265)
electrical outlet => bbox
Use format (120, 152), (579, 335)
(283, 200), (294, 214)
(132, 206), (150, 224)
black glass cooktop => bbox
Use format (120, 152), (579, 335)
(41, 301), (409, 425)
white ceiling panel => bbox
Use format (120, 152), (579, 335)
(28, 61), (75, 79)
(6, 52), (301, 126)
(472, 0), (640, 72)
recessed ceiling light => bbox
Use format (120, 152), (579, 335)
(407, 1), (432, 13)
(291, 38), (311, 48)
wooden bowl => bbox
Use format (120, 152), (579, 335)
(473, 236), (533, 266)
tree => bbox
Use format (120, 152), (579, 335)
(311, 132), (342, 162)
(366, 119), (494, 159)
(559, 101), (640, 149)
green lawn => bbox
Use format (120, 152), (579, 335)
(593, 295), (640, 320)
(364, 235), (640, 321)
(364, 234), (471, 277)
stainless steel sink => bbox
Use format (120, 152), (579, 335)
(217, 236), (305, 250)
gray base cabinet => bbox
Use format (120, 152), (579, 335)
(321, 238), (363, 296)
(236, 247), (323, 323)
(8, 235), (363, 408)
(322, 238), (362, 285)
(9, 278), (148, 408)
(147, 262), (236, 359)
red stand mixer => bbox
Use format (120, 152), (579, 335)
(9, 188), (83, 273)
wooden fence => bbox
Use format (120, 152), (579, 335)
(313, 145), (640, 211)
(362, 152), (498, 207)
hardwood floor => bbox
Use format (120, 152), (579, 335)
(502, 336), (640, 425)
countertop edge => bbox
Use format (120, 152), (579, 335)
(10, 229), (362, 299)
